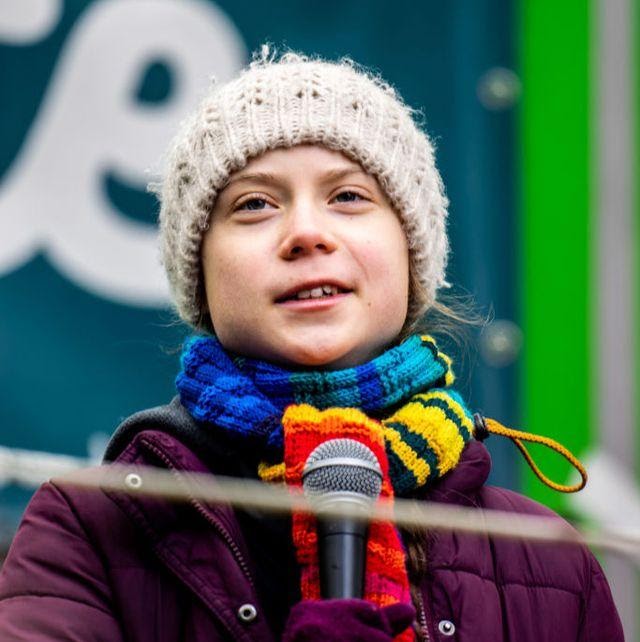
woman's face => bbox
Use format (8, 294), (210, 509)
(201, 144), (409, 369)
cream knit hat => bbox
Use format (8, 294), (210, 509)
(157, 48), (450, 330)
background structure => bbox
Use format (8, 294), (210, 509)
(0, 0), (637, 637)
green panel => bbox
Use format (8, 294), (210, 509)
(519, 0), (593, 511)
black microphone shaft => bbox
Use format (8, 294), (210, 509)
(318, 515), (368, 599)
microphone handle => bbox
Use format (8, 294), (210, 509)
(318, 516), (368, 599)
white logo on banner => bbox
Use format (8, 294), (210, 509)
(0, 0), (62, 44)
(0, 0), (245, 306)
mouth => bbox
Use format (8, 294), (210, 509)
(275, 281), (352, 304)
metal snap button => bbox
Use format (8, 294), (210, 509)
(237, 603), (257, 623)
(124, 473), (142, 490)
(438, 619), (456, 636)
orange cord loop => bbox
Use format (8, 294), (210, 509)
(478, 416), (587, 494)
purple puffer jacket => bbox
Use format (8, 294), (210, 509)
(0, 401), (624, 641)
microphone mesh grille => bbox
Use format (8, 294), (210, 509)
(302, 438), (382, 499)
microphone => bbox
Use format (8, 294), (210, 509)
(302, 438), (383, 599)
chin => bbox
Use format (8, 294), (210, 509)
(278, 340), (358, 370)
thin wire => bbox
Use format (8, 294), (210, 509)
(53, 463), (640, 564)
(0, 444), (637, 563)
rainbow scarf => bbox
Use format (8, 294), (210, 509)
(177, 334), (475, 640)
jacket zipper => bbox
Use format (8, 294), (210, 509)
(415, 588), (432, 642)
(140, 440), (255, 588)
(190, 497), (255, 587)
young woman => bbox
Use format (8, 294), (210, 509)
(0, 50), (623, 641)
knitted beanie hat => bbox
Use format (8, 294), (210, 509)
(157, 48), (450, 330)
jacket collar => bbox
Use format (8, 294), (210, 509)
(425, 440), (492, 504)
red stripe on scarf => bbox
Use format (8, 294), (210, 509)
(283, 404), (415, 642)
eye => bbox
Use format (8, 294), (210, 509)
(332, 190), (366, 204)
(234, 196), (274, 212)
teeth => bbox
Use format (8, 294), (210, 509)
(293, 285), (339, 300)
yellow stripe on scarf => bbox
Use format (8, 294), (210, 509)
(257, 461), (285, 483)
(418, 390), (474, 435)
(383, 393), (470, 478)
(383, 424), (433, 487)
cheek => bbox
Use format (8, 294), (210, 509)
(361, 225), (409, 326)
(359, 226), (409, 292)
(203, 255), (263, 348)
(202, 235), (253, 319)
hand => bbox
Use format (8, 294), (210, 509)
(282, 599), (415, 642)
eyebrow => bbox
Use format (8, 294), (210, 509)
(224, 166), (369, 189)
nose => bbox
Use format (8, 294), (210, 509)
(277, 203), (338, 260)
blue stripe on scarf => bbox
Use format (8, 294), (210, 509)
(290, 369), (362, 408)
(386, 448), (418, 494)
(176, 334), (458, 456)
(356, 361), (382, 411)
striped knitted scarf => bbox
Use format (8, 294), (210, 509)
(177, 334), (474, 640)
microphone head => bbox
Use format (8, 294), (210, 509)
(302, 438), (383, 504)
